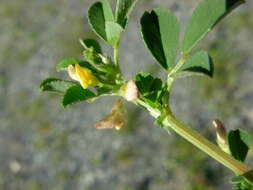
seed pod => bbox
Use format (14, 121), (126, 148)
(96, 99), (125, 130)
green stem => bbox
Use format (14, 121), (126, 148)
(114, 44), (120, 67)
(163, 56), (250, 176)
(162, 110), (249, 175)
(167, 77), (174, 91)
(168, 57), (186, 77)
(113, 42), (125, 84)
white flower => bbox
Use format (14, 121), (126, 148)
(124, 80), (139, 101)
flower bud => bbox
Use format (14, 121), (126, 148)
(212, 119), (227, 144)
(124, 80), (139, 101)
(212, 119), (230, 154)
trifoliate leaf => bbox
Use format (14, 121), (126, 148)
(182, 0), (244, 54)
(140, 8), (180, 70)
(135, 72), (167, 107)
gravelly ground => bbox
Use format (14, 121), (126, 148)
(1, 0), (253, 189)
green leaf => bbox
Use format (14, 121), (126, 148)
(62, 85), (96, 107)
(105, 21), (123, 47)
(231, 170), (253, 190)
(88, 1), (116, 44)
(231, 171), (253, 185)
(228, 129), (251, 162)
(116, 0), (138, 28)
(135, 72), (167, 106)
(233, 182), (253, 190)
(182, 0), (244, 54)
(56, 59), (98, 74)
(96, 86), (113, 96)
(174, 51), (214, 77)
(141, 8), (180, 70)
(81, 38), (102, 53)
(40, 78), (76, 93)
(83, 48), (102, 65)
(56, 58), (79, 72)
(135, 72), (156, 95)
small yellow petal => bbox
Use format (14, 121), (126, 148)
(75, 64), (98, 88)
(80, 81), (88, 89)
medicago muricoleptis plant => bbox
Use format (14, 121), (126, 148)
(40, 0), (253, 189)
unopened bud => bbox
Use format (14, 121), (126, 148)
(124, 80), (139, 101)
(212, 119), (227, 144)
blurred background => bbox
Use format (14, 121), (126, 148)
(1, 0), (253, 189)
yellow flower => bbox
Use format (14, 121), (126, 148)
(67, 64), (98, 89)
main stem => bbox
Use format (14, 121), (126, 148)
(165, 60), (250, 176)
(162, 110), (249, 175)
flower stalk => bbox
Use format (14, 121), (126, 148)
(114, 43), (120, 68)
